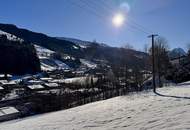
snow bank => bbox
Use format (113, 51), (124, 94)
(0, 82), (190, 130)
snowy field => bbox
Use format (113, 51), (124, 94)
(0, 82), (190, 130)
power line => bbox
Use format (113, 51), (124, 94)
(98, 0), (153, 34)
(85, 0), (149, 34)
(67, 0), (107, 24)
(68, 0), (152, 35)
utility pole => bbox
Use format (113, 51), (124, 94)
(148, 34), (158, 93)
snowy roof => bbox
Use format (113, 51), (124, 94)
(0, 74), (12, 78)
(0, 86), (4, 90)
(0, 107), (19, 116)
(0, 80), (8, 84)
(49, 79), (65, 83)
(44, 83), (59, 87)
(40, 77), (53, 81)
(27, 85), (44, 90)
(27, 80), (44, 84)
(1, 81), (17, 85)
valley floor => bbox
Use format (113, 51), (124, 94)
(0, 82), (190, 130)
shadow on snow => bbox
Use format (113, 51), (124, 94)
(154, 91), (190, 100)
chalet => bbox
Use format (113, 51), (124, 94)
(0, 80), (8, 85)
(44, 83), (59, 88)
(26, 80), (44, 85)
(0, 74), (12, 80)
(0, 81), (17, 86)
(40, 77), (53, 82)
(0, 107), (20, 122)
(27, 84), (44, 90)
(0, 86), (4, 91)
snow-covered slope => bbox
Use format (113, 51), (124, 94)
(40, 57), (70, 71)
(0, 30), (24, 42)
(34, 45), (55, 58)
(1, 82), (190, 130)
(34, 45), (70, 71)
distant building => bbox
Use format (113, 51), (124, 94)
(0, 74), (12, 80)
(27, 84), (44, 90)
(44, 83), (59, 88)
(26, 80), (44, 85)
(0, 86), (4, 91)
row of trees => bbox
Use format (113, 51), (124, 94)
(123, 37), (171, 88)
(146, 37), (190, 84)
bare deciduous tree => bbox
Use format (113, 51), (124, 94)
(149, 36), (170, 87)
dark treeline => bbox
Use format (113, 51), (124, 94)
(166, 51), (190, 83)
(0, 34), (41, 75)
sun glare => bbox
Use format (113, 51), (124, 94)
(112, 13), (125, 28)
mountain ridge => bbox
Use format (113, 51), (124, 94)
(0, 23), (150, 71)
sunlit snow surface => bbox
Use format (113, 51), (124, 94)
(0, 82), (190, 130)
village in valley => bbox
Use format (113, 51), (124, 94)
(0, 1), (190, 129)
(0, 31), (188, 122)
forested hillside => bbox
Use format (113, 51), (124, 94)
(0, 34), (40, 75)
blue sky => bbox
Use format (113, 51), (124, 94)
(0, 0), (190, 51)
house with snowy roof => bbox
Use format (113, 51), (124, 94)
(0, 107), (20, 122)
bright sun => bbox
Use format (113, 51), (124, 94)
(112, 13), (125, 27)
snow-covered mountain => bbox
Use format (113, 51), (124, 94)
(0, 23), (83, 58)
(0, 28), (70, 72)
(0, 81), (189, 130)
(0, 23), (150, 72)
(57, 37), (109, 48)
(57, 37), (92, 48)
(168, 48), (186, 59)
